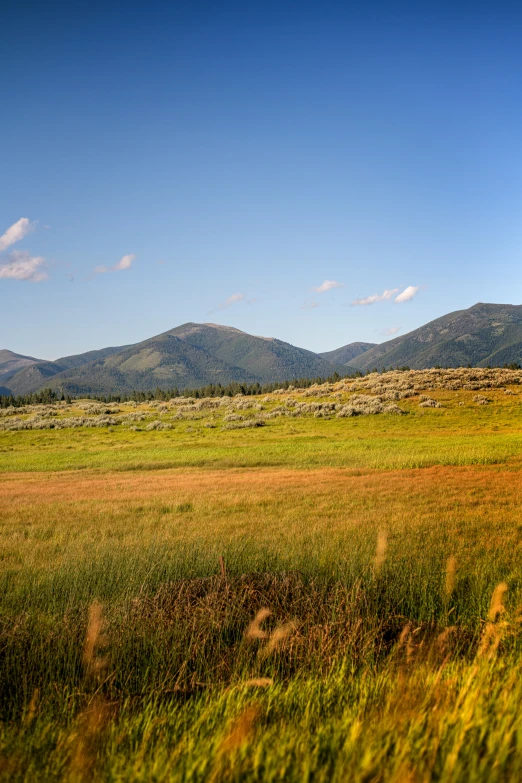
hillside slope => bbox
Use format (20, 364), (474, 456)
(6, 345), (129, 397)
(170, 323), (344, 381)
(0, 350), (43, 386)
(4, 324), (344, 396)
(346, 303), (522, 371)
(319, 342), (376, 366)
(5, 304), (521, 397)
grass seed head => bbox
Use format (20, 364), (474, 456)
(374, 530), (388, 574)
(445, 556), (457, 599)
(246, 608), (272, 640)
(67, 697), (112, 783)
(260, 621), (298, 658)
(243, 677), (273, 688)
(23, 688), (40, 726)
(83, 601), (108, 679)
(488, 582), (508, 622)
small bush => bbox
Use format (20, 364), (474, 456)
(419, 398), (442, 408)
(222, 420), (266, 430)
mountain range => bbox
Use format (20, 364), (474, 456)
(344, 302), (522, 372)
(318, 342), (376, 365)
(1, 303), (521, 397)
(0, 323), (346, 397)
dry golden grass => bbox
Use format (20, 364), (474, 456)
(1, 460), (520, 507)
(1, 380), (522, 781)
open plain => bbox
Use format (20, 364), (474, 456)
(1, 368), (522, 782)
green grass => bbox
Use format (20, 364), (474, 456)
(1, 385), (522, 780)
(2, 398), (521, 473)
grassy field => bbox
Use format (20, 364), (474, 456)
(1, 369), (522, 781)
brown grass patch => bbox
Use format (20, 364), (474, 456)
(0, 463), (520, 508)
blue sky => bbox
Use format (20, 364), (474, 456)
(1, 0), (521, 360)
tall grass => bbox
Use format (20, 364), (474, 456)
(2, 564), (522, 781)
(1, 382), (522, 780)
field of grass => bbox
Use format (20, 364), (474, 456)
(1, 370), (522, 781)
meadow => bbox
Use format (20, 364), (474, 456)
(1, 368), (521, 781)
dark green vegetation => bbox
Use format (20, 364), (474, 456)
(0, 349), (43, 388)
(319, 340), (376, 365)
(3, 303), (522, 399)
(3, 323), (345, 397)
(1, 369), (522, 780)
(1, 345), (130, 397)
(0, 374), (347, 409)
(345, 302), (522, 371)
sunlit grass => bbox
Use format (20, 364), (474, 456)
(1, 392), (521, 472)
(1, 381), (522, 780)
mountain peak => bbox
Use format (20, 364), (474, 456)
(168, 322), (247, 339)
(3, 302), (522, 398)
(202, 323), (246, 334)
(319, 342), (377, 366)
(345, 303), (522, 371)
(3, 322), (345, 397)
(469, 302), (521, 311)
(0, 349), (40, 361)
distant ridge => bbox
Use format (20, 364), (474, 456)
(4, 345), (129, 397)
(3, 323), (345, 397)
(319, 342), (376, 366)
(2, 303), (522, 398)
(344, 303), (522, 371)
(0, 350), (43, 387)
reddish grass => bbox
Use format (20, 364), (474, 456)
(0, 463), (520, 508)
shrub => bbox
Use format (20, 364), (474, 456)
(419, 398), (442, 408)
(222, 420), (266, 430)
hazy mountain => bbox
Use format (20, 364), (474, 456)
(319, 342), (376, 366)
(5, 345), (129, 397)
(0, 350), (43, 386)
(3, 324), (345, 397)
(346, 303), (522, 371)
(51, 345), (132, 371)
(3, 305), (521, 398)
(169, 323), (344, 382)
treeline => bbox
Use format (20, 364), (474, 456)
(0, 371), (354, 408)
(1, 363), (520, 409)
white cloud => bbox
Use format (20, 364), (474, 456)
(0, 218), (36, 252)
(314, 279), (344, 293)
(352, 288), (399, 306)
(94, 254), (135, 275)
(395, 285), (419, 303)
(381, 326), (401, 336)
(226, 292), (244, 305)
(0, 250), (47, 282)
(352, 285), (421, 306)
(219, 292), (245, 309)
(114, 253), (135, 270)
(300, 301), (319, 310)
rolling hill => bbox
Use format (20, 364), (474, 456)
(3, 304), (522, 398)
(0, 350), (43, 387)
(4, 345), (129, 397)
(3, 323), (345, 397)
(345, 303), (522, 371)
(169, 323), (344, 382)
(319, 342), (376, 366)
